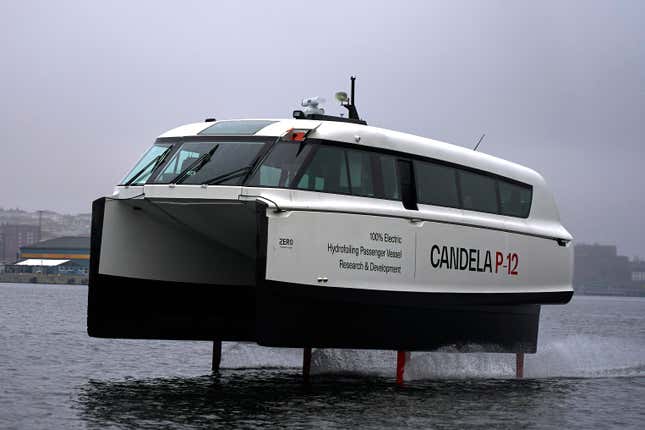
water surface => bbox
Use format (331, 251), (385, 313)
(0, 283), (643, 429)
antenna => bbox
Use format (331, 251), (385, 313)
(473, 133), (486, 151)
(339, 76), (360, 120)
(294, 76), (367, 125)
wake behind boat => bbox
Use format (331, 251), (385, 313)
(87, 78), (573, 378)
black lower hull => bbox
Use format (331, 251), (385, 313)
(88, 274), (256, 341)
(87, 273), (563, 352)
(257, 281), (545, 353)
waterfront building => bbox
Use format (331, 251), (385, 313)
(631, 259), (645, 283)
(19, 236), (89, 262)
(5, 236), (90, 276)
(573, 244), (631, 288)
(574, 243), (645, 296)
(0, 224), (40, 264)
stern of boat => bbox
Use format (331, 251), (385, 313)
(87, 196), (267, 340)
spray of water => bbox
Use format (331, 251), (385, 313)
(218, 335), (645, 380)
(220, 342), (302, 369)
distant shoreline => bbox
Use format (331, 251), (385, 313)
(0, 273), (87, 286)
(575, 286), (645, 298)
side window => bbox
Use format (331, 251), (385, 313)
(458, 169), (499, 214)
(346, 149), (375, 197)
(257, 165), (282, 186)
(414, 160), (460, 208)
(247, 142), (313, 187)
(377, 154), (400, 200)
(499, 180), (532, 218)
(296, 145), (349, 194)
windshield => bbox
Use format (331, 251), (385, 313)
(150, 140), (267, 185)
(120, 143), (172, 185)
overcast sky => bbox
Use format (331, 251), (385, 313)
(0, 1), (643, 257)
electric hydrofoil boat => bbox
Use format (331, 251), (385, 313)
(88, 78), (573, 360)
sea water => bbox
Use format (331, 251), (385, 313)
(0, 283), (643, 429)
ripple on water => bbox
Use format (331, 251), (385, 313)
(0, 284), (644, 429)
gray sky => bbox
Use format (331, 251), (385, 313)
(1, 0), (643, 257)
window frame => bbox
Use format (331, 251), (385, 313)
(397, 158), (418, 211)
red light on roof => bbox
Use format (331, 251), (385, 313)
(282, 128), (311, 142)
(292, 131), (307, 141)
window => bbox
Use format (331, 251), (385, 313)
(199, 120), (276, 136)
(152, 142), (213, 183)
(247, 142), (313, 187)
(179, 141), (265, 185)
(246, 141), (405, 201)
(499, 180), (532, 218)
(295, 145), (350, 194)
(414, 161), (460, 208)
(151, 140), (266, 185)
(346, 149), (376, 197)
(241, 138), (532, 218)
(120, 143), (172, 185)
(378, 155), (400, 200)
(458, 169), (499, 214)
(632, 271), (645, 282)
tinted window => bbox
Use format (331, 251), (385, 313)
(120, 143), (172, 185)
(414, 161), (460, 208)
(199, 120), (276, 135)
(499, 180), (532, 217)
(180, 141), (265, 185)
(346, 149), (376, 197)
(458, 170), (499, 214)
(151, 140), (265, 185)
(378, 154), (400, 200)
(241, 139), (533, 218)
(248, 142), (403, 201)
(153, 142), (210, 183)
(295, 145), (349, 194)
(247, 142), (313, 187)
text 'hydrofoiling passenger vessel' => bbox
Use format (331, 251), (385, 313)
(88, 78), (573, 376)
